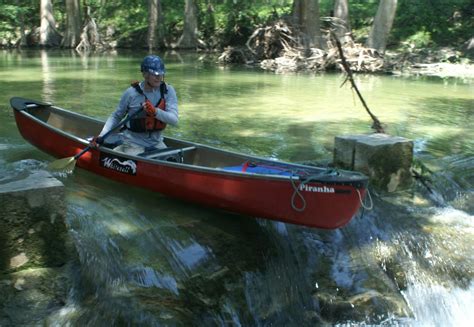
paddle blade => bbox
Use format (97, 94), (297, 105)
(47, 156), (77, 173)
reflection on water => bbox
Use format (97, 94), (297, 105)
(0, 50), (473, 325)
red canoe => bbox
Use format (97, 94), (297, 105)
(10, 97), (369, 229)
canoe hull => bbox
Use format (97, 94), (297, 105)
(12, 98), (368, 229)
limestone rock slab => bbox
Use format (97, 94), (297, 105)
(334, 134), (413, 192)
(0, 170), (68, 273)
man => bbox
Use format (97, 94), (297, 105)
(92, 55), (178, 155)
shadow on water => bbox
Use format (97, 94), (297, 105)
(179, 115), (372, 161)
(407, 97), (474, 157)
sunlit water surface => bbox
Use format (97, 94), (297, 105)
(0, 50), (473, 326)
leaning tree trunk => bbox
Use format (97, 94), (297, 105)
(175, 0), (199, 49)
(39, 0), (62, 47)
(333, 0), (352, 43)
(366, 0), (398, 53)
(156, 0), (166, 48)
(76, 4), (103, 52)
(62, 0), (82, 48)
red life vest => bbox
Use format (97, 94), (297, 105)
(128, 81), (167, 132)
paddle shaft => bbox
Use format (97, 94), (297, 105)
(74, 107), (144, 160)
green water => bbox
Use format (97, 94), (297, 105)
(1, 50), (472, 160)
(0, 50), (473, 326)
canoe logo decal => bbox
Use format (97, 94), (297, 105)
(100, 153), (137, 175)
(299, 184), (335, 193)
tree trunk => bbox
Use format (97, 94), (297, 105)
(147, 0), (158, 51)
(175, 0), (199, 49)
(292, 0), (324, 51)
(17, 0), (27, 47)
(333, 0), (351, 42)
(147, 0), (166, 50)
(62, 0), (82, 48)
(76, 4), (103, 52)
(39, 0), (62, 47)
(366, 0), (398, 53)
(157, 1), (166, 48)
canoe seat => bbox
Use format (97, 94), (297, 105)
(141, 146), (196, 162)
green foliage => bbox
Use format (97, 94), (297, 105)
(0, 0), (472, 50)
(218, 2), (256, 46)
(403, 30), (433, 49)
(198, 2), (216, 45)
(0, 1), (37, 44)
(349, 0), (379, 30)
(392, 0), (473, 47)
(208, 0), (293, 47)
(0, 5), (20, 38)
(98, 0), (149, 47)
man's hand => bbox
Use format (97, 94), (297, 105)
(89, 136), (103, 148)
(144, 100), (156, 116)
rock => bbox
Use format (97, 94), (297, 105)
(0, 267), (71, 326)
(316, 289), (410, 324)
(348, 290), (409, 320)
(0, 170), (69, 273)
(10, 253), (29, 269)
(334, 134), (413, 192)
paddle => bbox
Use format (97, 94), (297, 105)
(48, 107), (144, 172)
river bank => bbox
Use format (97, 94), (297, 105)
(384, 47), (474, 79)
(217, 41), (474, 79)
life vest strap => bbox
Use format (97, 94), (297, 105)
(128, 81), (168, 132)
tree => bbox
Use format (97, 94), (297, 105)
(292, 0), (324, 51)
(333, 0), (351, 42)
(147, 0), (166, 50)
(62, 0), (82, 48)
(366, 0), (398, 53)
(76, 2), (103, 52)
(147, 0), (158, 50)
(17, 0), (27, 47)
(175, 0), (199, 49)
(39, 0), (62, 47)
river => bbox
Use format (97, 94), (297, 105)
(0, 49), (473, 326)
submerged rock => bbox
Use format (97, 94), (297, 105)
(0, 267), (71, 326)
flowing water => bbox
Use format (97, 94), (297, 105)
(0, 49), (473, 326)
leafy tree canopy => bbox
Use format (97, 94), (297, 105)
(0, 0), (471, 50)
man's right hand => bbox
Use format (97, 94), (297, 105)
(144, 100), (156, 116)
(89, 136), (103, 148)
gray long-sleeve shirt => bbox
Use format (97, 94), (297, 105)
(99, 81), (178, 148)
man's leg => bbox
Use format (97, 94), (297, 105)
(113, 143), (145, 155)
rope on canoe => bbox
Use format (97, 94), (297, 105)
(357, 188), (373, 210)
(290, 169), (372, 213)
(289, 171), (339, 212)
(290, 175), (307, 212)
